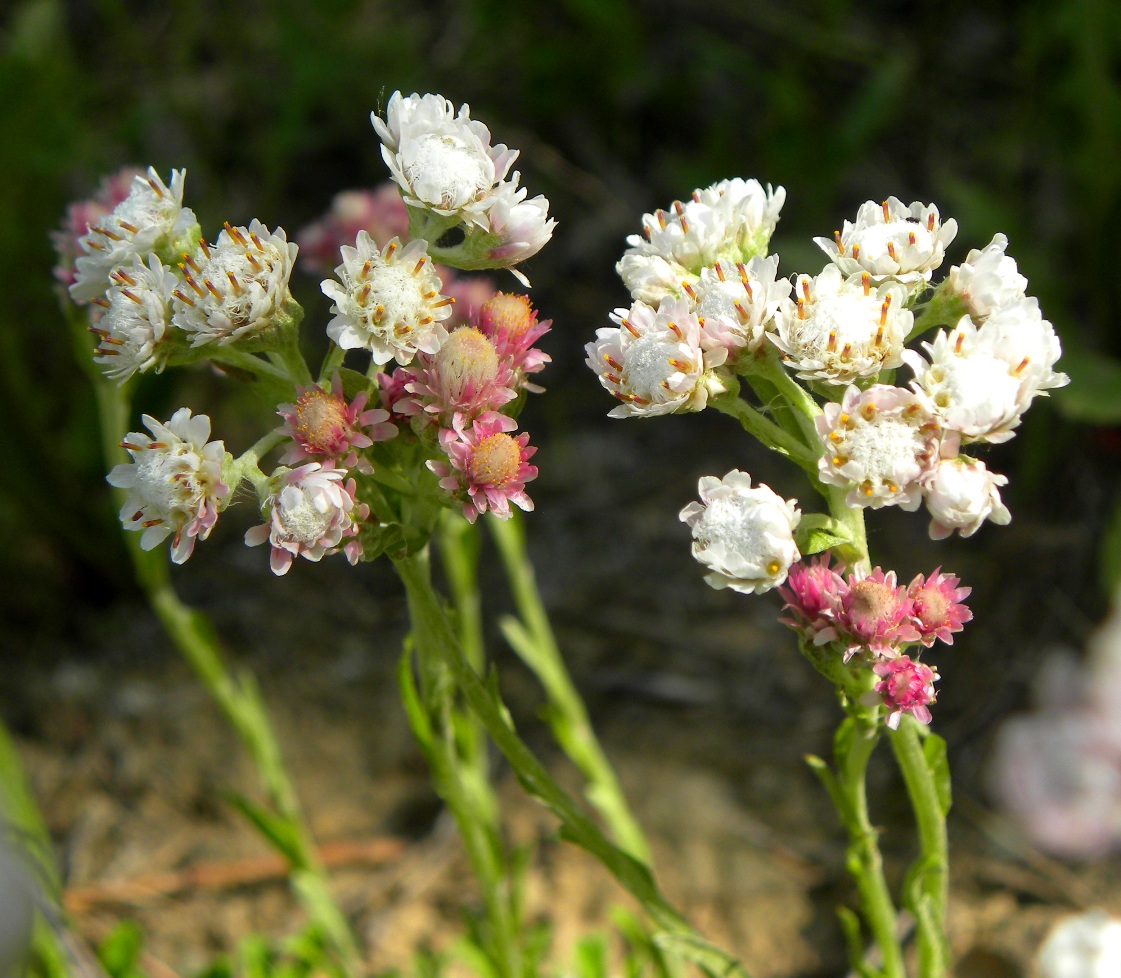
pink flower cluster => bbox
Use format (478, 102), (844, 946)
(780, 557), (971, 728)
(382, 292), (549, 523)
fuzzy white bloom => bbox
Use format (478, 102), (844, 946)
(904, 308), (1067, 444)
(92, 255), (179, 383)
(106, 409), (229, 563)
(617, 178), (786, 304)
(943, 232), (1027, 321)
(982, 298), (1068, 395)
(771, 265), (912, 385)
(816, 384), (941, 510)
(815, 197), (957, 290)
(922, 454), (1011, 539)
(685, 255), (791, 354)
(322, 232), (453, 366)
(244, 463), (366, 576)
(1037, 911), (1121, 978)
(586, 297), (728, 418)
(70, 167), (198, 304)
(372, 91), (520, 230)
(171, 220), (297, 346)
(483, 181), (556, 265)
(679, 470), (801, 594)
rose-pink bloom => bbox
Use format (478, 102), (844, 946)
(908, 568), (972, 647)
(296, 185), (410, 276)
(873, 655), (939, 729)
(426, 412), (538, 524)
(836, 567), (920, 661)
(472, 292), (552, 392)
(276, 374), (396, 473)
(778, 555), (848, 645)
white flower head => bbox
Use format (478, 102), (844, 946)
(92, 254), (179, 383)
(1037, 911), (1121, 978)
(617, 178), (786, 304)
(172, 220), (297, 346)
(685, 254), (791, 354)
(322, 232), (453, 366)
(815, 197), (957, 290)
(244, 463), (367, 576)
(943, 232), (1027, 321)
(70, 167), (198, 304)
(816, 384), (941, 510)
(483, 181), (556, 266)
(922, 455), (1011, 539)
(106, 408), (229, 563)
(904, 307), (1067, 445)
(678, 470), (801, 594)
(771, 265), (912, 385)
(372, 91), (519, 230)
(586, 297), (728, 418)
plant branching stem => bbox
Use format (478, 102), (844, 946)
(487, 511), (653, 865)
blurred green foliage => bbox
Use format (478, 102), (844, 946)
(2, 0), (1119, 622)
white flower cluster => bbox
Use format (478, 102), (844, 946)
(372, 91), (555, 272)
(67, 166), (299, 383)
(592, 183), (1068, 591)
(69, 168), (198, 304)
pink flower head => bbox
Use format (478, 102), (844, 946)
(52, 167), (143, 291)
(276, 374), (396, 473)
(295, 185), (410, 276)
(376, 366), (419, 416)
(244, 463), (368, 576)
(427, 412), (538, 523)
(401, 326), (517, 424)
(836, 567), (920, 661)
(778, 555), (847, 645)
(907, 569), (972, 647)
(872, 656), (939, 729)
(473, 292), (552, 391)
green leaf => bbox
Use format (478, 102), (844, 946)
(794, 514), (853, 556)
(96, 921), (147, 978)
(397, 647), (435, 752)
(222, 792), (303, 865)
(1053, 349), (1121, 423)
(922, 733), (952, 817)
(336, 367), (378, 400)
(835, 907), (875, 978)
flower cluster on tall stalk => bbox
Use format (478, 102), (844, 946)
(588, 183), (1067, 977)
(55, 92), (759, 978)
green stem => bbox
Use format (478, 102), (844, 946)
(91, 379), (357, 970)
(210, 348), (291, 383)
(318, 343), (347, 385)
(841, 720), (905, 978)
(710, 384), (818, 474)
(889, 721), (950, 978)
(435, 512), (495, 822)
(399, 546), (522, 978)
(488, 511), (653, 866)
(392, 552), (750, 978)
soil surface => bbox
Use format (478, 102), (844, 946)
(5, 404), (1120, 978)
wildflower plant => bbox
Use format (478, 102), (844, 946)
(589, 181), (1067, 976)
(55, 94), (744, 978)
